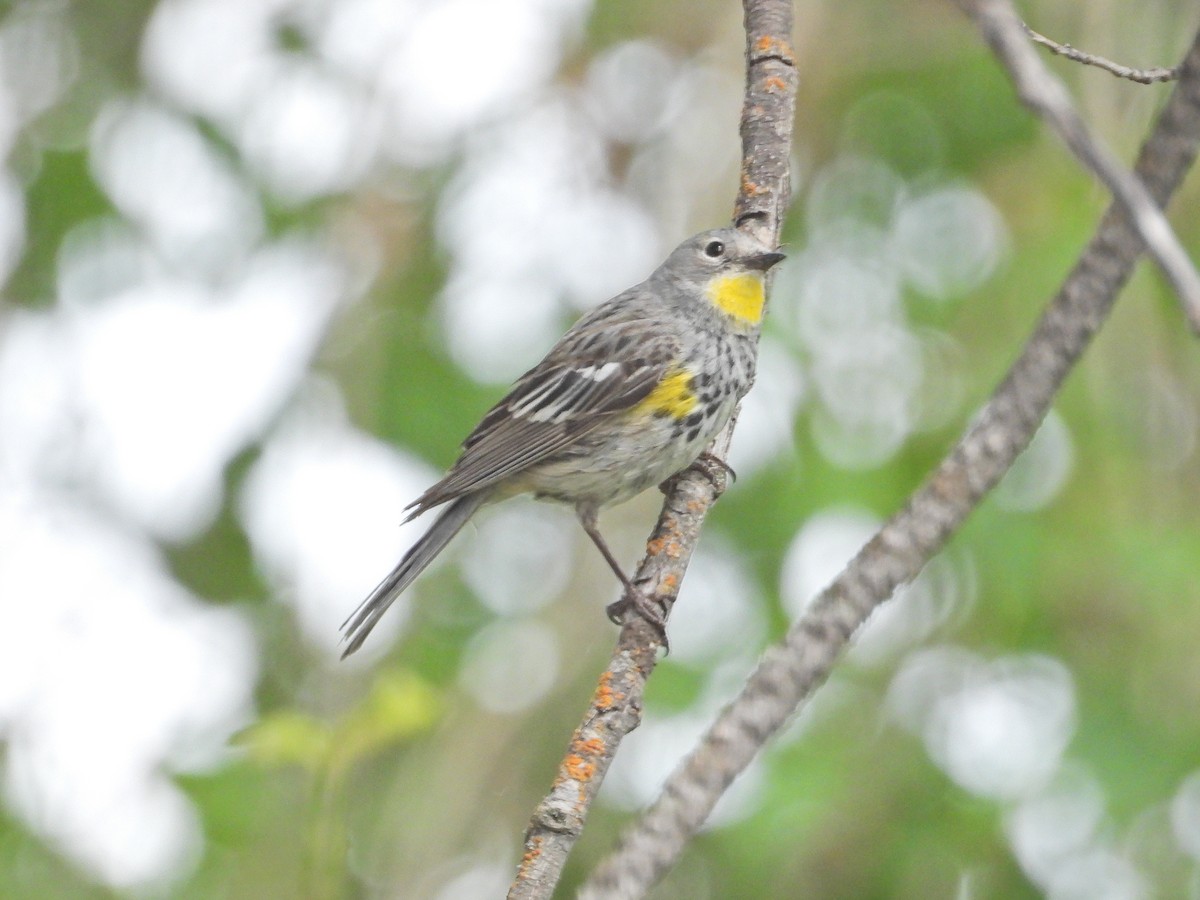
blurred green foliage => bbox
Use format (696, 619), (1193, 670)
(5, 0), (1200, 898)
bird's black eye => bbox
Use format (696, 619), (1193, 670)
(704, 240), (725, 258)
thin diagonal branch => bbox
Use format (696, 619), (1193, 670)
(962, 0), (1200, 333)
(1025, 23), (1181, 84)
(504, 2), (797, 898)
(577, 25), (1200, 900)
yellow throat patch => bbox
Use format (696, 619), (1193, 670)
(707, 273), (766, 325)
(634, 367), (697, 420)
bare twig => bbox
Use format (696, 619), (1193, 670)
(1025, 22), (1180, 84)
(962, 0), (1200, 333)
(577, 25), (1200, 900)
(505, 2), (797, 898)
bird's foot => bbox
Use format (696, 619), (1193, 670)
(694, 452), (737, 488)
(606, 586), (670, 652)
(659, 453), (737, 495)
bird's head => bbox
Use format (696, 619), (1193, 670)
(655, 227), (785, 328)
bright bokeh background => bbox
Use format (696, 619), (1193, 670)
(1, 0), (1199, 896)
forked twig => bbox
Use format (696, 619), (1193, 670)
(963, 0), (1200, 333)
(1025, 22), (1180, 84)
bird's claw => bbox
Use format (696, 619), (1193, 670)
(693, 452), (736, 489)
(606, 586), (670, 652)
(658, 454), (737, 496)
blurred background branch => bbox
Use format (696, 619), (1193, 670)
(959, 0), (1200, 333)
(1024, 23), (1181, 84)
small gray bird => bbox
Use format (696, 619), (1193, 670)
(342, 227), (783, 657)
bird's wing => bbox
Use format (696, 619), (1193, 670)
(407, 314), (678, 515)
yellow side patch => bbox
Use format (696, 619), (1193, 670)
(634, 368), (697, 420)
(707, 273), (766, 324)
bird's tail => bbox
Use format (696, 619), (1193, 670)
(341, 492), (488, 658)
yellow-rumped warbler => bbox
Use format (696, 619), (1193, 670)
(341, 227), (784, 657)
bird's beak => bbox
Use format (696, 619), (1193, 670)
(744, 251), (786, 271)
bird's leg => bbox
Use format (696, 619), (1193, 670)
(575, 504), (668, 639)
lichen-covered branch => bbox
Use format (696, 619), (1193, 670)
(577, 25), (1200, 900)
(505, 2), (797, 898)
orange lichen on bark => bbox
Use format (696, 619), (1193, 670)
(564, 754), (595, 782)
(754, 35), (794, 61)
(575, 737), (604, 757)
(764, 75), (787, 93)
(564, 735), (606, 782)
(521, 835), (543, 866)
(645, 535), (668, 556)
(594, 671), (622, 710)
(660, 573), (679, 592)
(741, 172), (766, 196)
